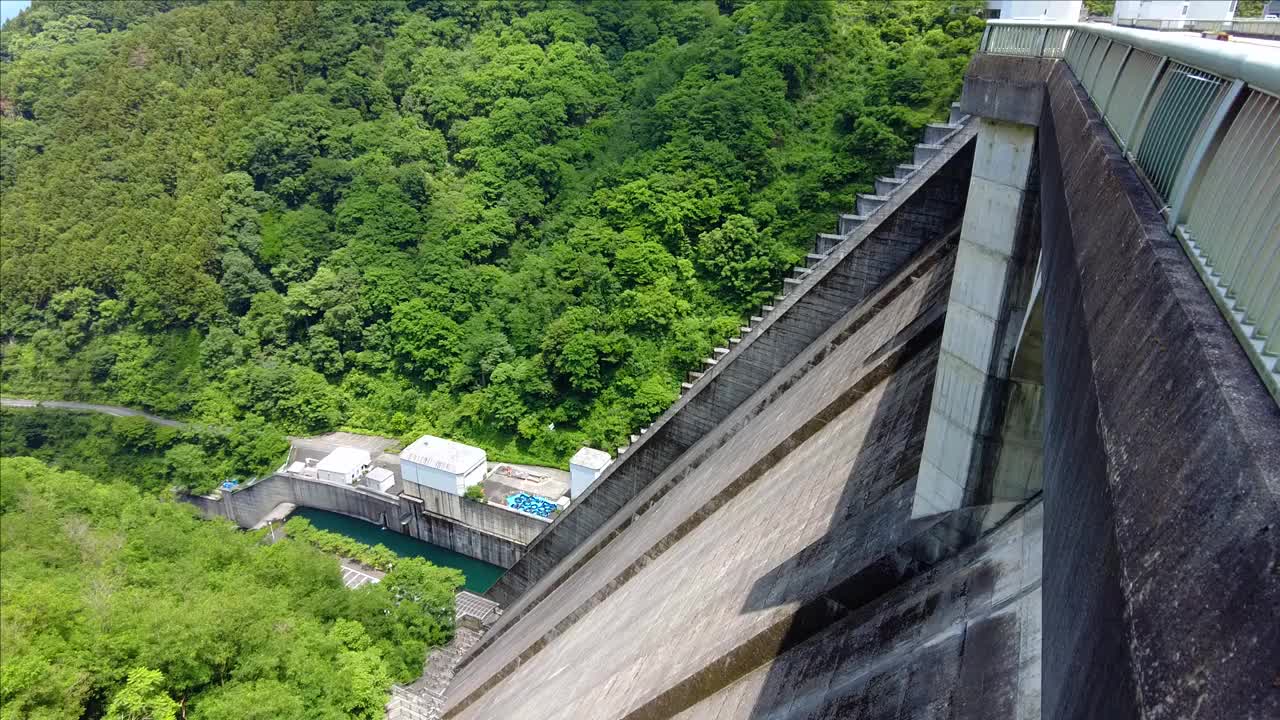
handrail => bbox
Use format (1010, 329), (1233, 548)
(1115, 16), (1280, 42)
(980, 20), (1280, 402)
(985, 20), (1280, 94)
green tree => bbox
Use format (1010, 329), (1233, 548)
(0, 0), (985, 468)
(390, 299), (463, 382)
(695, 215), (781, 305)
(105, 668), (179, 720)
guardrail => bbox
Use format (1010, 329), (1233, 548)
(980, 20), (1280, 401)
(1114, 17), (1280, 40)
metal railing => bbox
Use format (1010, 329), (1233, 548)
(1115, 16), (1280, 40)
(980, 20), (1280, 401)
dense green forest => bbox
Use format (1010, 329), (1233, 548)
(0, 407), (287, 493)
(1, 0), (983, 466)
(0, 456), (462, 719)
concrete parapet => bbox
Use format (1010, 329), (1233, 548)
(1036, 59), (1280, 720)
(961, 54), (1057, 127)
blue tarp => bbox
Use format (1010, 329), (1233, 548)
(506, 493), (556, 517)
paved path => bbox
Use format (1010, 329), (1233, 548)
(1, 397), (187, 428)
(340, 561), (383, 590)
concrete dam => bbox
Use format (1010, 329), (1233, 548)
(431, 20), (1279, 720)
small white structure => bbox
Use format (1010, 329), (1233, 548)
(1114, 0), (1235, 23)
(987, 0), (1082, 20)
(365, 467), (396, 493)
(316, 447), (371, 485)
(569, 447), (612, 499)
(400, 435), (487, 496)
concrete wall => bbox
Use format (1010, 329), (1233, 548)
(486, 130), (977, 606)
(182, 473), (546, 569)
(962, 51), (1280, 719)
(403, 459), (470, 496)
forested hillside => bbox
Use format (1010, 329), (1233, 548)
(0, 456), (462, 719)
(1, 0), (983, 466)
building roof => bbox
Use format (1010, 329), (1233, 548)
(367, 467), (395, 483)
(316, 447), (371, 474)
(400, 435), (486, 475)
(570, 447), (612, 470)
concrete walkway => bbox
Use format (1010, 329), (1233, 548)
(1, 397), (188, 427)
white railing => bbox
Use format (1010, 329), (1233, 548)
(1115, 16), (1280, 39)
(981, 20), (1280, 401)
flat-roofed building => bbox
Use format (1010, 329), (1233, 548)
(399, 435), (486, 497)
(364, 466), (396, 493)
(569, 447), (611, 499)
(315, 447), (371, 485)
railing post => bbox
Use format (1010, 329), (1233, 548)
(1166, 78), (1245, 231)
(981, 24), (991, 52)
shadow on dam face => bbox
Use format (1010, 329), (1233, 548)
(731, 333), (1024, 720)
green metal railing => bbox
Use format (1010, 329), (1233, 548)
(981, 20), (1280, 401)
(1116, 16), (1280, 40)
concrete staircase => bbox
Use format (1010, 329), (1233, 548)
(618, 103), (973, 457)
(387, 627), (482, 720)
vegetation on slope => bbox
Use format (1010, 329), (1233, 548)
(0, 407), (287, 494)
(0, 0), (984, 466)
(0, 456), (463, 720)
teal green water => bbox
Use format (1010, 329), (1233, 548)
(292, 508), (504, 593)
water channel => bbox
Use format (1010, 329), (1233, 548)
(291, 507), (504, 593)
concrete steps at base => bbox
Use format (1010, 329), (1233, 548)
(875, 177), (906, 196)
(856, 194), (889, 216)
(923, 122), (963, 145)
(895, 163), (922, 180)
(914, 143), (944, 165)
(949, 101), (968, 125)
(838, 213), (867, 236)
(805, 252), (829, 267)
(815, 232), (845, 254)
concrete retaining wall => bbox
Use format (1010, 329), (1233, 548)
(183, 474), (545, 569)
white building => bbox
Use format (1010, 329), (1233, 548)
(365, 467), (396, 493)
(316, 447), (371, 485)
(1114, 0), (1236, 22)
(400, 435), (487, 496)
(986, 0), (1082, 20)
(569, 447), (612, 499)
